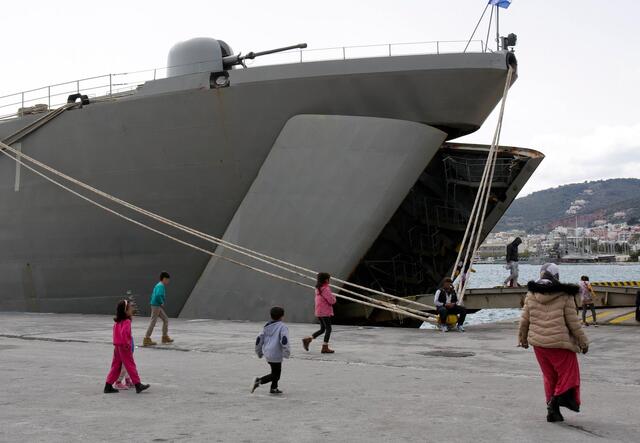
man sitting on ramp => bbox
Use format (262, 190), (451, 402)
(434, 277), (467, 332)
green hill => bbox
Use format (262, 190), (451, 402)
(494, 178), (640, 233)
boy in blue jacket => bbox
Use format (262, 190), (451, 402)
(251, 306), (290, 395)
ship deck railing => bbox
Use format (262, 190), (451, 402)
(443, 155), (518, 187)
(0, 39), (485, 121)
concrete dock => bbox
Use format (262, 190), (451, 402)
(0, 312), (639, 442)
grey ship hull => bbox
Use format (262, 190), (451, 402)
(0, 51), (536, 322)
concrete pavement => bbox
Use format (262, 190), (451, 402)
(0, 312), (639, 442)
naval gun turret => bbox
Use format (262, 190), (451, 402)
(167, 38), (307, 78)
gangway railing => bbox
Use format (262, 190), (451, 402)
(0, 39), (484, 121)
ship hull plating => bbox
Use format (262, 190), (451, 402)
(0, 52), (530, 319)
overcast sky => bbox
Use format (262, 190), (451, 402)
(2, 0), (639, 196)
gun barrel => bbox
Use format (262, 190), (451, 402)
(248, 43), (308, 59)
(223, 43), (308, 68)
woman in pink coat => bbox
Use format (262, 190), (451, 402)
(302, 272), (337, 354)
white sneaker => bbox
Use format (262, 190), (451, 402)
(440, 325), (448, 332)
(458, 325), (465, 332)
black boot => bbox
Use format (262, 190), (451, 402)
(135, 383), (150, 394)
(557, 388), (580, 412)
(104, 383), (119, 394)
(546, 397), (564, 422)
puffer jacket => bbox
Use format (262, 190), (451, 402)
(315, 284), (336, 317)
(518, 281), (588, 353)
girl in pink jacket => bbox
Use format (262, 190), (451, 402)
(104, 299), (150, 394)
(302, 272), (337, 354)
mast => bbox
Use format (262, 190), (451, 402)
(496, 6), (500, 50)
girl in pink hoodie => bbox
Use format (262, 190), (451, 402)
(302, 272), (337, 354)
(104, 299), (150, 394)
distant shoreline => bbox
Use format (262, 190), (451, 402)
(475, 262), (639, 266)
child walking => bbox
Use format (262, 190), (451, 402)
(104, 299), (150, 394)
(579, 276), (598, 326)
(302, 272), (336, 354)
(143, 271), (174, 346)
(114, 297), (137, 390)
(251, 306), (290, 395)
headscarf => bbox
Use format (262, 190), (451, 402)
(537, 262), (560, 285)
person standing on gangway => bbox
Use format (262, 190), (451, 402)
(504, 237), (522, 287)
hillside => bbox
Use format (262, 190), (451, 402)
(494, 178), (640, 233)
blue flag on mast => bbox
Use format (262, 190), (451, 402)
(488, 0), (511, 8)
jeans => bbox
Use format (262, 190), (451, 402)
(259, 362), (282, 390)
(437, 305), (467, 325)
(582, 303), (596, 323)
(145, 306), (169, 338)
(312, 317), (332, 343)
(504, 261), (519, 287)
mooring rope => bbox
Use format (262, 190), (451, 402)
(451, 66), (514, 302)
(0, 108), (438, 314)
(0, 144), (436, 322)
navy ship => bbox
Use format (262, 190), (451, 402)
(0, 37), (542, 323)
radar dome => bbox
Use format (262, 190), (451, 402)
(167, 38), (234, 77)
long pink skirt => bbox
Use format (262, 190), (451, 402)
(533, 346), (581, 405)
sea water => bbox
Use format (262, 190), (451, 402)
(420, 263), (640, 329)
(468, 263), (640, 288)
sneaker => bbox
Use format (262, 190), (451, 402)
(114, 381), (129, 390)
(440, 325), (448, 333)
(593, 322), (599, 328)
(103, 383), (119, 394)
(135, 383), (150, 394)
(251, 377), (260, 394)
(457, 325), (465, 332)
(142, 337), (157, 347)
(269, 388), (283, 395)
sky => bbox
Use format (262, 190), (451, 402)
(2, 0), (639, 196)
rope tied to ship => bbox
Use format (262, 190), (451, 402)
(1, 65), (515, 322)
(451, 66), (515, 303)
(0, 114), (438, 322)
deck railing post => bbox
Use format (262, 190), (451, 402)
(154, 69), (157, 80)
(342, 47), (346, 60)
(48, 86), (51, 109)
(20, 92), (24, 116)
(437, 41), (440, 54)
(388, 44), (391, 56)
(109, 74), (112, 96)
